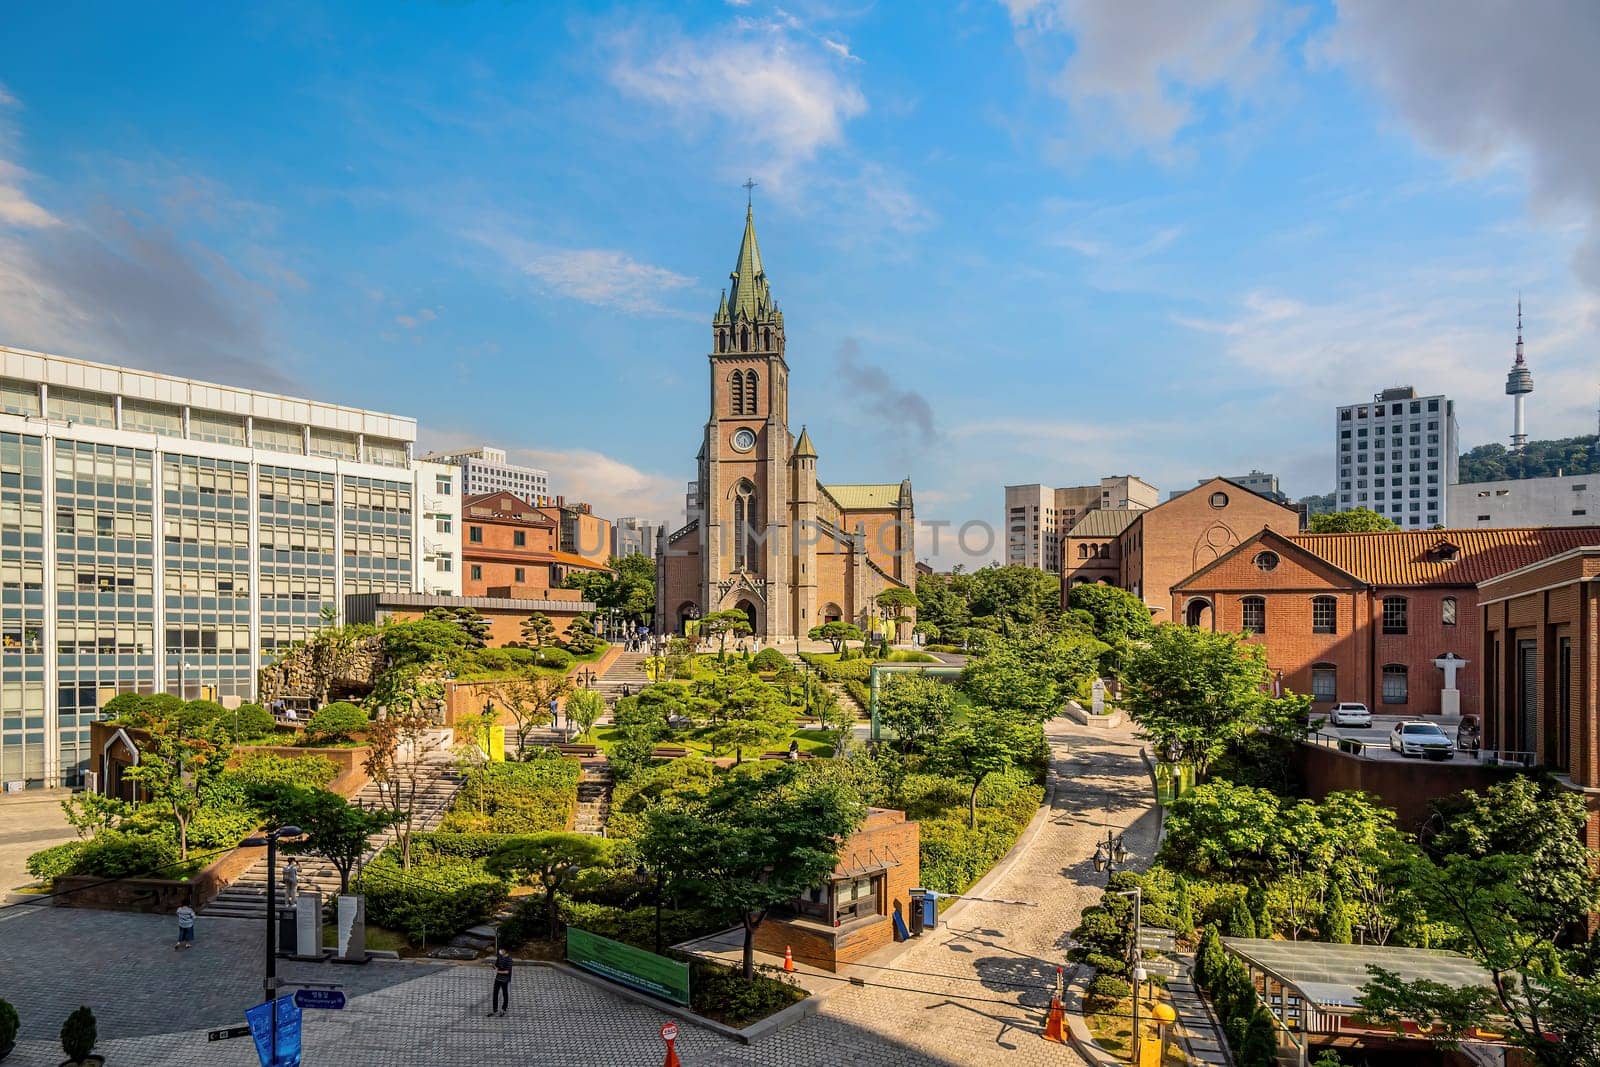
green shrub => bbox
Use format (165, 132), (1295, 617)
(843, 679), (870, 709)
(438, 755), (582, 834)
(60, 1005), (96, 1061)
(183, 805), (261, 851)
(606, 758), (718, 839)
(26, 841), (86, 883)
(1084, 974), (1131, 1013)
(0, 997), (17, 1049)
(72, 833), (179, 878)
(750, 648), (789, 673)
(226, 703), (277, 741)
(305, 702), (368, 744)
(178, 699), (228, 730)
(229, 752), (339, 790)
(360, 852), (506, 942)
(554, 899), (727, 950)
(688, 957), (806, 1027)
(536, 647), (574, 671)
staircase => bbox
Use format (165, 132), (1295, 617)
(594, 650), (653, 700)
(573, 759), (613, 836)
(203, 746), (464, 920)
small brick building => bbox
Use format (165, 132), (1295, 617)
(753, 807), (920, 972)
(344, 591), (596, 646)
(1479, 547), (1600, 854)
(462, 491), (611, 599)
(1173, 526), (1600, 717)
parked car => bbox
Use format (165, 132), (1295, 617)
(1389, 720), (1455, 760)
(1328, 702), (1372, 728)
(1456, 714), (1480, 754)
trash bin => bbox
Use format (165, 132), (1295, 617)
(909, 889), (925, 936)
(922, 889), (939, 930)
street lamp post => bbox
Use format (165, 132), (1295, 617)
(1093, 830), (1143, 1063)
(240, 824), (304, 1060)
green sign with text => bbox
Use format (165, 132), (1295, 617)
(566, 927), (691, 1006)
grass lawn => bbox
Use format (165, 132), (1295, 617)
(323, 924), (409, 954)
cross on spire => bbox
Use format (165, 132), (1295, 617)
(743, 177), (757, 207)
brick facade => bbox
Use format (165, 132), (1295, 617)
(462, 491), (609, 599)
(753, 808), (921, 972)
(1062, 477), (1299, 618)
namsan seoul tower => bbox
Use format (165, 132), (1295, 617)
(1506, 297), (1533, 450)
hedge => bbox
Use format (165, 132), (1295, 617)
(544, 899), (727, 951)
(305, 702), (368, 743)
(437, 753), (581, 833)
(26, 841), (86, 882)
(360, 851), (506, 942)
(798, 654), (872, 683)
(906, 770), (1043, 894)
(750, 648), (789, 673)
(1085, 974), (1131, 1014)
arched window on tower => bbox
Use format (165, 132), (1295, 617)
(729, 370), (745, 415)
(733, 481), (758, 570)
(717, 330), (727, 354)
(740, 326), (750, 352)
(745, 370), (758, 416)
(763, 327), (771, 349)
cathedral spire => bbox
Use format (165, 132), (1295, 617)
(728, 199), (776, 323)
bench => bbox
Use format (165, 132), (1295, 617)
(650, 746), (690, 759)
(556, 743), (600, 759)
(759, 751), (812, 761)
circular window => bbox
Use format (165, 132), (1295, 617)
(731, 428), (757, 453)
(1254, 551), (1280, 572)
(1209, 491), (1229, 509)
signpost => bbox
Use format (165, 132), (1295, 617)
(293, 988), (346, 1011)
(1138, 927), (1176, 952)
(566, 928), (691, 1006)
(208, 1026), (252, 1042)
(245, 995), (302, 1067)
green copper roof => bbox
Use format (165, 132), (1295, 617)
(714, 288), (729, 325)
(1065, 509), (1141, 537)
(824, 483), (902, 510)
(725, 205), (778, 323)
(793, 426), (817, 459)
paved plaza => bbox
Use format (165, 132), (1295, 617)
(0, 789), (74, 898)
(0, 719), (1154, 1065)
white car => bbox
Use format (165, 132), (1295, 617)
(1328, 702), (1372, 728)
(1389, 720), (1455, 760)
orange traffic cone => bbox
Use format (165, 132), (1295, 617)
(1042, 997), (1066, 1043)
(660, 1022), (682, 1067)
(783, 945), (795, 972)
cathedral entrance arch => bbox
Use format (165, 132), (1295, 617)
(734, 599), (759, 635)
(676, 602), (699, 635)
(1185, 598), (1212, 628)
(821, 603), (842, 624)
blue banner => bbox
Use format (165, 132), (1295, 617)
(245, 996), (303, 1067)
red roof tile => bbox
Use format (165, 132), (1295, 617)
(1289, 526), (1600, 587)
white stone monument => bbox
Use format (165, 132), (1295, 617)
(1091, 678), (1107, 717)
(294, 889), (325, 960)
(1435, 653), (1467, 718)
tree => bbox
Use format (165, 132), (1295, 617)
(487, 674), (567, 752)
(564, 690), (605, 742)
(1120, 624), (1275, 778)
(610, 553), (657, 625)
(876, 674), (956, 756)
(487, 832), (612, 940)
(423, 606), (490, 648)
(931, 703), (1035, 829)
(632, 806), (700, 953)
(709, 716), (789, 765)
(701, 609), (752, 658)
(520, 613), (557, 649)
(361, 711), (440, 870)
(122, 713), (231, 860)
(669, 765), (863, 979)
(960, 633), (1104, 721)
(60, 792), (130, 840)
(1322, 881), (1353, 944)
(808, 620), (863, 657)
(563, 613), (602, 656)
(252, 785), (397, 895)
(1307, 508), (1399, 533)
(873, 587), (919, 641)
(379, 617), (474, 671)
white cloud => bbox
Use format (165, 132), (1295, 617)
(821, 38), (860, 63)
(469, 230), (695, 315)
(1322, 0), (1600, 292)
(605, 19), (867, 179)
(395, 307), (437, 330)
(1004, 0), (1297, 155)
(0, 85), (58, 229)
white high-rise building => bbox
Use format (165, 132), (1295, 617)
(1004, 476), (1158, 571)
(0, 345), (459, 789)
(420, 445), (550, 505)
(611, 517), (658, 560)
(1335, 387), (1459, 529)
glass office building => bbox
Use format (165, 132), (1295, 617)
(0, 346), (461, 788)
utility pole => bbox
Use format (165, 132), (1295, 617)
(242, 824), (303, 1061)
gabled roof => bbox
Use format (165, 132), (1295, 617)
(825, 483), (903, 510)
(1290, 526), (1600, 587)
(1065, 509), (1142, 538)
(1174, 527), (1365, 592)
(463, 491), (555, 526)
(793, 426), (817, 459)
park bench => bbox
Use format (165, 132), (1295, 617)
(556, 743), (600, 758)
(759, 750), (812, 761)
(650, 746), (690, 759)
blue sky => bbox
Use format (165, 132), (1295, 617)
(2, 1), (1597, 567)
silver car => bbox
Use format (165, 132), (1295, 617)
(1329, 702), (1372, 728)
(1390, 720), (1455, 760)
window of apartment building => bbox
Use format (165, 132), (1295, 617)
(253, 420), (303, 455)
(435, 474), (453, 495)
(468, 526), (483, 543)
(436, 554), (453, 573)
(1382, 596), (1408, 634)
(189, 410), (245, 446)
(470, 565), (482, 581)
(309, 429), (358, 461)
(1382, 665), (1408, 704)
(1341, 410), (1352, 420)
(513, 530), (526, 547)
(1441, 597), (1457, 626)
(514, 567), (526, 583)
(1428, 399), (1439, 411)
(1312, 596), (1337, 634)
(366, 438), (408, 468)
(1241, 596), (1266, 634)
(1357, 428), (1368, 437)
(435, 515), (452, 534)
(1311, 664), (1337, 702)
(1340, 429), (1351, 438)
(120, 399), (182, 436)
(1409, 402), (1421, 414)
(0, 377), (40, 416)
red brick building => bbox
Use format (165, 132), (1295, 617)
(462, 491), (609, 599)
(1480, 547), (1600, 870)
(1173, 526), (1600, 718)
(1062, 477), (1300, 618)
(753, 807), (920, 972)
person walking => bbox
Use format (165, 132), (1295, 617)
(488, 948), (513, 1016)
(283, 859), (300, 903)
(174, 904), (196, 950)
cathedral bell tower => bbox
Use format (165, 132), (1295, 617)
(700, 200), (792, 636)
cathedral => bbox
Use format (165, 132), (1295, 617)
(655, 204), (915, 640)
